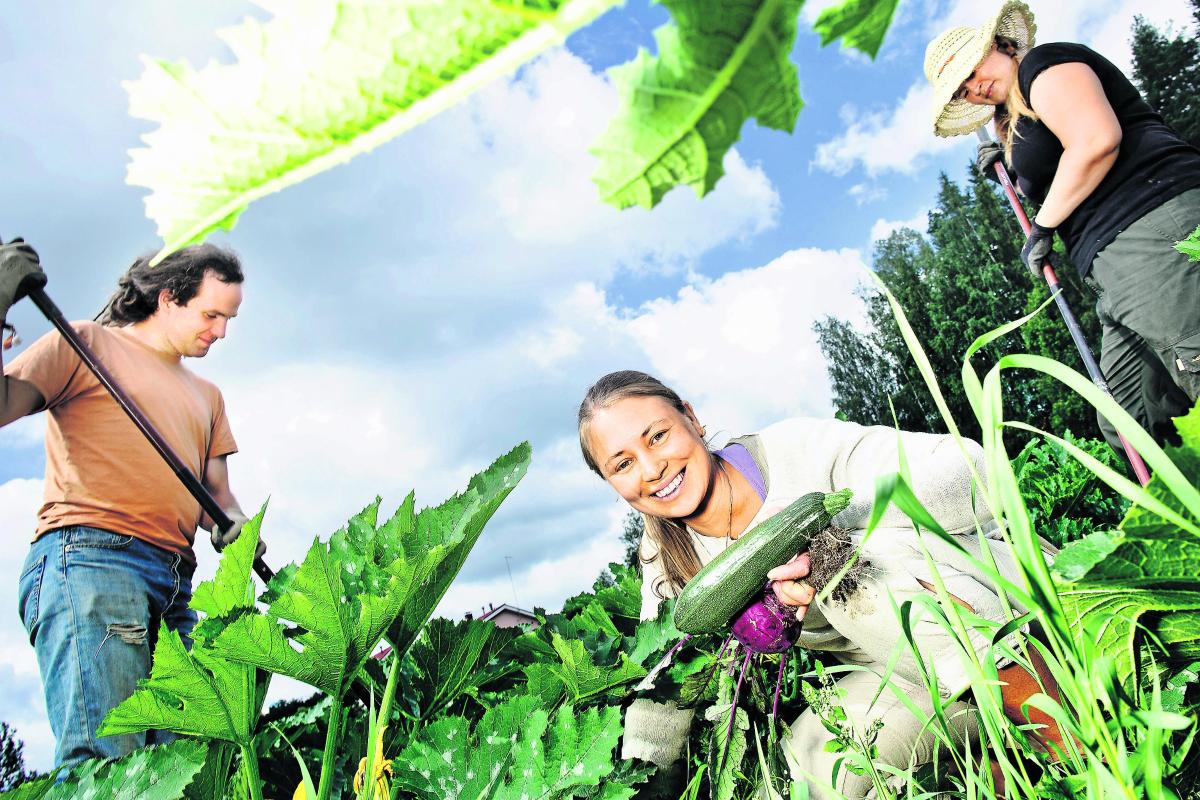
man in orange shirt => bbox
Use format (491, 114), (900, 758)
(0, 238), (252, 770)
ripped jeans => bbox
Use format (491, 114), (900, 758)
(18, 527), (196, 770)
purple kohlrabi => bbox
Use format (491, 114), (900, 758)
(730, 586), (800, 654)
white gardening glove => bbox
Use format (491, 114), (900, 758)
(210, 512), (249, 552)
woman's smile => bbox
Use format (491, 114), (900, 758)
(651, 468), (685, 500)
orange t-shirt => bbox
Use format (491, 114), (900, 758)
(6, 321), (237, 561)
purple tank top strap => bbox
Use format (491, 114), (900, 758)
(715, 443), (767, 501)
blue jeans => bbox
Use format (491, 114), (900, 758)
(17, 527), (197, 770)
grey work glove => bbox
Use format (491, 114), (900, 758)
(0, 237), (45, 320)
(1021, 222), (1056, 278)
(976, 141), (1008, 183)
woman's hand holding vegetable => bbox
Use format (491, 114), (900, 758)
(767, 552), (815, 621)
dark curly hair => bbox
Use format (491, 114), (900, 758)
(95, 244), (244, 326)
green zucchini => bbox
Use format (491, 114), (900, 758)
(673, 489), (853, 634)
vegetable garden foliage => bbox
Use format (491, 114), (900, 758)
(870, 278), (1200, 799)
(0, 444), (530, 800)
(6, 404), (1199, 798)
(123, 0), (901, 262)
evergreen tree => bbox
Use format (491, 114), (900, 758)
(1131, 2), (1200, 147)
(0, 722), (34, 791)
(619, 510), (643, 573)
(816, 167), (1104, 442)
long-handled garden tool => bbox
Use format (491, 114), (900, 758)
(976, 128), (1152, 487)
(8, 270), (401, 709)
(12, 270), (277, 581)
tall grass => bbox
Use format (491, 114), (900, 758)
(787, 283), (1200, 800)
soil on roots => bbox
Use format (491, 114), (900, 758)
(805, 526), (874, 602)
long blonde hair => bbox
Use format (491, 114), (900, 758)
(578, 370), (710, 598)
(991, 36), (1039, 158)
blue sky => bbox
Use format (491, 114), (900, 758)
(0, 0), (1191, 769)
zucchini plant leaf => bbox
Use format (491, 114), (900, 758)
(214, 443), (529, 698)
(1055, 404), (1200, 589)
(125, 0), (620, 262)
(590, 0), (804, 210)
(1056, 587), (1200, 684)
(98, 509), (269, 745)
(392, 696), (535, 800)
(407, 617), (522, 718)
(41, 739), (208, 800)
(627, 604), (684, 667)
(562, 563), (642, 621)
(1055, 404), (1200, 682)
(393, 696), (623, 800)
(1176, 223), (1200, 262)
(0, 777), (55, 800)
(812, 0), (901, 59)
(506, 703), (624, 799)
(523, 632), (647, 705)
(386, 442), (532, 659)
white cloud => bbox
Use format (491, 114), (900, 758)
(813, 83), (962, 177)
(870, 208), (929, 243)
(0, 479), (54, 772)
(622, 248), (869, 431)
(848, 182), (888, 206)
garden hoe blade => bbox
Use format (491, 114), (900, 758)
(13, 273), (276, 582)
(974, 128), (1151, 486)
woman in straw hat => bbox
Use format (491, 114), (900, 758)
(925, 1), (1200, 448)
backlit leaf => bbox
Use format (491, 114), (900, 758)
(812, 0), (900, 59)
(213, 443), (530, 698)
(125, 0), (620, 262)
(590, 0), (804, 209)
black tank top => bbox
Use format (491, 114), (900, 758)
(1009, 43), (1200, 276)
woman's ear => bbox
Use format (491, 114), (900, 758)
(681, 401), (704, 435)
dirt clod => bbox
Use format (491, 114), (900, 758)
(805, 526), (874, 602)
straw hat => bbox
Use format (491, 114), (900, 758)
(924, 1), (1037, 137)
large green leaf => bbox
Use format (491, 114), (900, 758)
(391, 698), (530, 799)
(125, 0), (620, 262)
(386, 442), (532, 658)
(1057, 587), (1200, 682)
(1054, 404), (1200, 682)
(407, 617), (522, 718)
(393, 696), (622, 800)
(213, 527), (420, 697)
(98, 510), (268, 745)
(523, 632), (647, 706)
(0, 777), (54, 800)
(214, 443), (529, 698)
(1176, 223), (1200, 261)
(40, 740), (208, 800)
(590, 0), (804, 209)
(506, 704), (623, 799)
(812, 0), (900, 59)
